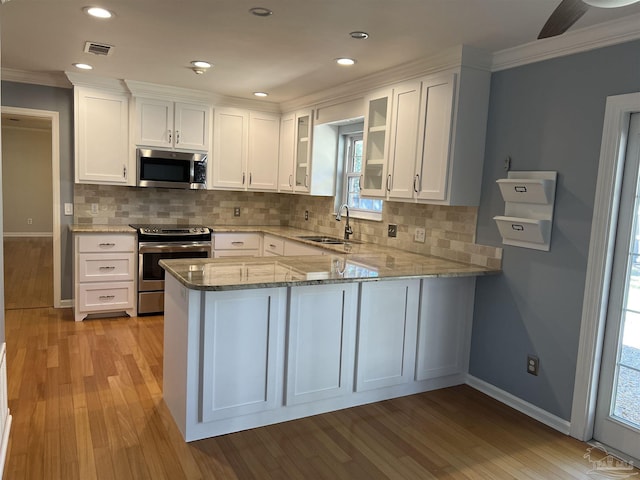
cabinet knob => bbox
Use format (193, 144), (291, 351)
(168, 130), (172, 143)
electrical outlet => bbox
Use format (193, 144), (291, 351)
(527, 354), (539, 376)
(234, 207), (241, 217)
(305, 210), (309, 221)
(414, 227), (426, 243)
(64, 203), (73, 215)
(91, 203), (99, 215)
(388, 224), (397, 238)
(27, 218), (33, 225)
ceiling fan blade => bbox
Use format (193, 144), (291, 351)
(538, 0), (590, 39)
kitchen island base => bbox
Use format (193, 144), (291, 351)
(163, 273), (476, 442)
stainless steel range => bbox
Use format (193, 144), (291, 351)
(131, 224), (212, 315)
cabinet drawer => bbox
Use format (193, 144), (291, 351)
(77, 281), (134, 313)
(214, 233), (261, 250)
(263, 235), (284, 256)
(77, 234), (135, 253)
(78, 253), (134, 282)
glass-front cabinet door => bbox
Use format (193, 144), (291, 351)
(294, 112), (311, 193)
(360, 90), (392, 198)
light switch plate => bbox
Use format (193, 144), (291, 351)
(64, 203), (73, 215)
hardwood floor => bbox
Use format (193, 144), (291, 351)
(3, 237), (53, 310)
(3, 306), (636, 479)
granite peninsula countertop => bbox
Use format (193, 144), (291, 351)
(160, 250), (499, 291)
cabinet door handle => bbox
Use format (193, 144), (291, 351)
(289, 174), (293, 187)
(242, 172), (246, 185)
(231, 241), (245, 246)
(359, 174), (363, 190)
(305, 174), (309, 188)
(249, 172), (252, 185)
(269, 244), (277, 248)
(413, 174), (420, 193)
(123, 165), (127, 179)
(176, 130), (180, 144)
(98, 295), (115, 300)
(168, 130), (172, 143)
(387, 174), (392, 192)
(99, 266), (116, 270)
(98, 243), (116, 247)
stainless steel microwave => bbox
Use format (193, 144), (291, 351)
(136, 148), (207, 189)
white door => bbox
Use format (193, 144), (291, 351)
(247, 111), (279, 191)
(212, 107), (247, 190)
(594, 113), (640, 462)
(174, 102), (210, 151)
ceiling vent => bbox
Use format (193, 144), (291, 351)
(84, 41), (114, 56)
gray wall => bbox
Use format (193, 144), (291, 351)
(1, 81), (74, 300)
(471, 40), (640, 421)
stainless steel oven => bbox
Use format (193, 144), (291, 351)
(131, 224), (212, 314)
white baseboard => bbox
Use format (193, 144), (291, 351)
(3, 232), (53, 238)
(0, 344), (11, 479)
(466, 375), (571, 435)
(58, 299), (73, 308)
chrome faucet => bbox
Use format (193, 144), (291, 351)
(335, 204), (353, 240)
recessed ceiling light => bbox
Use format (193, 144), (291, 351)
(73, 63), (93, 70)
(349, 31), (369, 40)
(253, 92), (268, 97)
(336, 58), (356, 66)
(191, 60), (212, 69)
(84, 6), (113, 19)
(249, 7), (273, 17)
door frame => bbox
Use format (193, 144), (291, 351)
(571, 92), (640, 441)
(1, 106), (62, 308)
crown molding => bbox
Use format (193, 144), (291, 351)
(1, 68), (71, 89)
(491, 13), (640, 72)
(281, 45), (492, 113)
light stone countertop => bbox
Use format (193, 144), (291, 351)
(69, 223), (501, 290)
(160, 251), (500, 291)
(69, 224), (136, 233)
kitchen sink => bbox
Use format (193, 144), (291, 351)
(297, 235), (348, 245)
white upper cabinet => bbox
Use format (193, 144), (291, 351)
(414, 73), (456, 202)
(278, 110), (313, 194)
(247, 111), (280, 191)
(135, 97), (210, 151)
(75, 87), (133, 185)
(359, 66), (490, 206)
(212, 107), (279, 191)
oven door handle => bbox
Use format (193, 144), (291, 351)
(138, 242), (212, 254)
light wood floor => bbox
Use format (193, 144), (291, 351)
(4, 306), (636, 479)
(3, 237), (53, 310)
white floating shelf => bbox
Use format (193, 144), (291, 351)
(496, 178), (554, 204)
(494, 171), (557, 252)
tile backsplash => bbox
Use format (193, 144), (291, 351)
(74, 185), (501, 268)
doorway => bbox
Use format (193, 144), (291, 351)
(593, 113), (640, 462)
(1, 107), (61, 309)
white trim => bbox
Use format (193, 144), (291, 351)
(467, 375), (571, 435)
(1, 68), (71, 89)
(3, 232), (53, 238)
(0, 344), (11, 480)
(570, 92), (640, 441)
(1, 106), (63, 309)
(492, 13), (640, 72)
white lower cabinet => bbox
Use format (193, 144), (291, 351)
(355, 279), (420, 391)
(416, 277), (475, 380)
(164, 276), (476, 441)
(200, 288), (286, 422)
(286, 283), (358, 405)
(73, 232), (136, 322)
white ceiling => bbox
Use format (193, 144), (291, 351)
(2, 0), (640, 105)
